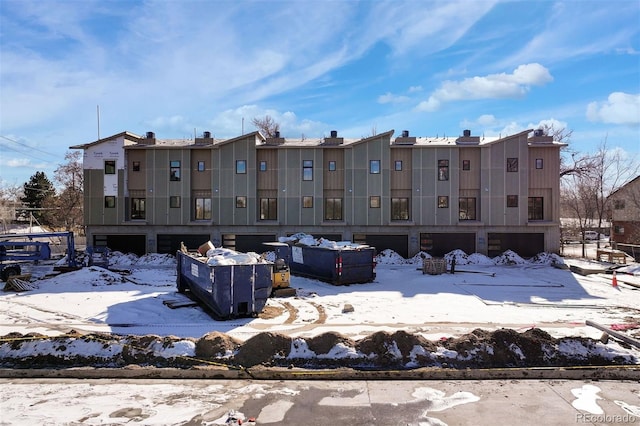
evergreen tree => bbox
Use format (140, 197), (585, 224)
(20, 171), (55, 225)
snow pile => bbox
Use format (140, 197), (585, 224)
(279, 233), (368, 250)
(205, 248), (267, 266)
(376, 248), (409, 264)
(492, 250), (527, 265)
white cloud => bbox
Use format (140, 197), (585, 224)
(417, 64), (553, 111)
(408, 86), (423, 93)
(477, 114), (497, 126)
(210, 105), (327, 139)
(586, 92), (640, 125)
(378, 92), (410, 104)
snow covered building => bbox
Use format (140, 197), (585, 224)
(71, 128), (564, 258)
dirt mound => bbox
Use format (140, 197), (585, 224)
(233, 332), (292, 367)
(195, 331), (241, 359)
(306, 331), (354, 355)
(0, 327), (637, 370)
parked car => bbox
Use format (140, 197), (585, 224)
(584, 231), (607, 241)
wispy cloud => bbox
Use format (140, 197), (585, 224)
(416, 63), (553, 111)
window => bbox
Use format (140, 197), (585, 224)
(328, 161), (336, 171)
(507, 195), (518, 207)
(303, 160), (313, 181)
(391, 198), (409, 220)
(195, 198), (212, 220)
(370, 196), (380, 208)
(259, 198), (277, 220)
(236, 196), (246, 208)
(236, 160), (246, 174)
(394, 160), (402, 171)
(259, 161), (267, 172)
(528, 197), (543, 220)
(462, 160), (470, 171)
(614, 225), (625, 235)
(197, 161), (205, 172)
(132, 161), (140, 172)
(170, 161), (181, 181)
(614, 200), (625, 209)
(438, 160), (449, 181)
(535, 158), (543, 169)
(370, 160), (381, 174)
(131, 198), (146, 219)
(302, 196), (313, 208)
(459, 197), (476, 220)
(437, 196), (448, 208)
(104, 160), (116, 175)
(104, 196), (115, 208)
(324, 198), (343, 220)
(507, 158), (518, 172)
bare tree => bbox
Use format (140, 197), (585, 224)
(48, 151), (84, 232)
(252, 115), (280, 138)
(589, 140), (639, 248)
(0, 182), (22, 232)
(562, 173), (599, 257)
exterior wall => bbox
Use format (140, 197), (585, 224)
(609, 176), (640, 245)
(77, 129), (563, 257)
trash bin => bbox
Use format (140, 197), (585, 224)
(422, 258), (446, 275)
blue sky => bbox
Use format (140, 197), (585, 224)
(1, 0), (639, 187)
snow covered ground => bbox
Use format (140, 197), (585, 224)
(1, 246), (639, 365)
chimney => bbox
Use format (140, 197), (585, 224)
(456, 129), (480, 145)
(265, 130), (285, 145)
(139, 131), (156, 145)
(195, 131), (213, 145)
(529, 129), (553, 144)
(323, 130), (343, 145)
(394, 130), (416, 145)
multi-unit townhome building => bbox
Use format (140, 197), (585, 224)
(608, 175), (640, 252)
(70, 128), (564, 259)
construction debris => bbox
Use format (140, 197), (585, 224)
(3, 274), (36, 292)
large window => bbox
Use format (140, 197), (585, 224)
(324, 198), (343, 220)
(131, 198), (146, 219)
(260, 198), (277, 220)
(170, 161), (181, 181)
(370, 160), (380, 174)
(303, 160), (313, 181)
(459, 197), (476, 220)
(104, 160), (116, 175)
(528, 197), (543, 220)
(438, 160), (449, 181)
(195, 198), (212, 220)
(391, 198), (409, 220)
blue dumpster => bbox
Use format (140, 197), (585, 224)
(176, 251), (273, 319)
(266, 242), (376, 285)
